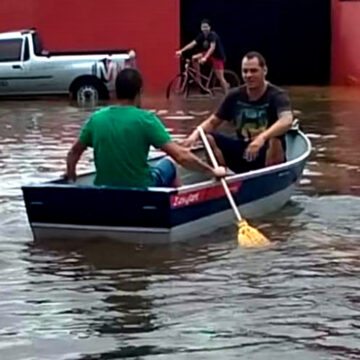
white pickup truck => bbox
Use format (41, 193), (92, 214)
(0, 29), (136, 101)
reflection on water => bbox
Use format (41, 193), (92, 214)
(0, 87), (360, 359)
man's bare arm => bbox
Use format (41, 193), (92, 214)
(176, 40), (197, 56)
(259, 111), (293, 141)
(201, 42), (216, 62)
(161, 141), (225, 177)
(66, 140), (87, 181)
(245, 111), (293, 161)
(182, 114), (223, 147)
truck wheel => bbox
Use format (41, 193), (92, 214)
(71, 79), (108, 103)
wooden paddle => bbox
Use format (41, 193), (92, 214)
(197, 126), (270, 248)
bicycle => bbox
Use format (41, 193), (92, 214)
(166, 58), (240, 99)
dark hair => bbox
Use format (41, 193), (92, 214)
(243, 51), (267, 68)
(115, 68), (143, 100)
(201, 18), (211, 26)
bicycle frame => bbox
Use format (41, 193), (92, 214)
(167, 58), (240, 99)
(182, 59), (215, 94)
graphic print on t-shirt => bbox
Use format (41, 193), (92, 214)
(234, 101), (269, 141)
(203, 40), (209, 50)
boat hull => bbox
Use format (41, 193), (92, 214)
(22, 130), (311, 243)
(30, 183), (296, 243)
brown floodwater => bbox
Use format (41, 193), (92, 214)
(0, 87), (360, 359)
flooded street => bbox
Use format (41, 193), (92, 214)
(0, 87), (360, 360)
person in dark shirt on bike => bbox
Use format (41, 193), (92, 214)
(176, 19), (229, 93)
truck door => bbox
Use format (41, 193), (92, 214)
(0, 38), (26, 94)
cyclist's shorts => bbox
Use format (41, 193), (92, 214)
(202, 52), (225, 70)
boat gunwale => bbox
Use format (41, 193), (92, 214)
(21, 130), (311, 195)
(177, 129), (311, 193)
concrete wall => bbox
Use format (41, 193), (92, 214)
(3, 0), (360, 87)
(0, 0), (180, 92)
(332, 0), (360, 85)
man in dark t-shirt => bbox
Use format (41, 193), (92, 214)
(176, 19), (228, 93)
(183, 52), (294, 173)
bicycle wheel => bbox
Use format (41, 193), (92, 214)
(211, 70), (241, 94)
(166, 74), (188, 99)
(224, 70), (241, 88)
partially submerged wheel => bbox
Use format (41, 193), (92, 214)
(224, 70), (241, 88)
(71, 78), (108, 105)
(212, 70), (241, 94)
(76, 84), (99, 104)
(166, 74), (188, 99)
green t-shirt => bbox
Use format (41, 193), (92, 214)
(79, 106), (172, 187)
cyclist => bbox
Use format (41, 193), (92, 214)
(175, 19), (229, 93)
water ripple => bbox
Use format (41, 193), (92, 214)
(0, 90), (360, 359)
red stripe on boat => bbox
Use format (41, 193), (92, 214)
(171, 181), (242, 209)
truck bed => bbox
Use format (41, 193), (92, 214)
(43, 49), (132, 56)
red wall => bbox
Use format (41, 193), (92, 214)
(0, 0), (180, 92)
(332, 0), (360, 85)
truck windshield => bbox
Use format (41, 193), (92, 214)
(0, 39), (23, 62)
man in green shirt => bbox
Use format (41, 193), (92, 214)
(66, 68), (225, 187)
